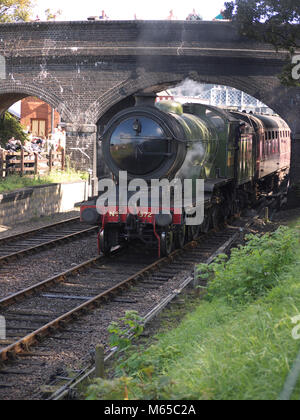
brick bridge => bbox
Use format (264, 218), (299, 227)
(0, 20), (300, 202)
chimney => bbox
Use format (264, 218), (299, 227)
(134, 93), (157, 107)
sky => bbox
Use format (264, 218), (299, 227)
(32, 0), (227, 21)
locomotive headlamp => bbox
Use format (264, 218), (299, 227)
(133, 119), (142, 135)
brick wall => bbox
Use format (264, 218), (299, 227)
(0, 181), (88, 226)
(20, 96), (60, 137)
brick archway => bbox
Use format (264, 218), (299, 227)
(91, 72), (291, 127)
(0, 81), (73, 123)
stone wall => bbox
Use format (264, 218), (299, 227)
(0, 181), (88, 226)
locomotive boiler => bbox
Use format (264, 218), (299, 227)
(81, 95), (291, 257)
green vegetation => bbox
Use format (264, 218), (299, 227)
(108, 311), (145, 353)
(224, 0), (300, 86)
(86, 224), (300, 400)
(0, 170), (88, 193)
(45, 8), (62, 21)
(0, 112), (28, 146)
(0, 0), (33, 22)
(225, 0), (300, 51)
(199, 227), (297, 305)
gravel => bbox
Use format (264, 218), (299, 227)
(0, 233), (100, 300)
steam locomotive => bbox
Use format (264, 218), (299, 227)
(81, 94), (291, 257)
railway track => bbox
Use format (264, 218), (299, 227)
(0, 217), (252, 399)
(0, 217), (98, 265)
(49, 229), (242, 401)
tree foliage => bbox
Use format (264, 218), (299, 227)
(225, 0), (300, 49)
(45, 8), (62, 21)
(0, 112), (28, 146)
(225, 0), (300, 50)
(0, 0), (33, 23)
(224, 1), (300, 85)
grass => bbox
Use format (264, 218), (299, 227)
(126, 286), (300, 400)
(86, 221), (300, 401)
(0, 170), (88, 193)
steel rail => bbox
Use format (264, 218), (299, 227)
(0, 256), (103, 309)
(0, 226), (98, 265)
(0, 253), (174, 361)
(0, 238), (208, 362)
(0, 216), (81, 244)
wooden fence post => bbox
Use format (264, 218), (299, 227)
(0, 151), (4, 179)
(95, 344), (105, 379)
(49, 149), (53, 173)
(20, 149), (24, 177)
(61, 149), (65, 171)
(5, 152), (9, 177)
(34, 153), (38, 176)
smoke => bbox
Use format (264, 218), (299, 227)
(170, 79), (213, 98)
(179, 141), (206, 180)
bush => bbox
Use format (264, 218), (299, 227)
(0, 112), (28, 146)
(197, 226), (298, 305)
(108, 311), (144, 353)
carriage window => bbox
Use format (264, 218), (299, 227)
(268, 132), (271, 140)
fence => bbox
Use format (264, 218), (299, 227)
(0, 149), (65, 178)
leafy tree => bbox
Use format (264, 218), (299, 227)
(45, 8), (62, 21)
(224, 0), (300, 85)
(0, 112), (28, 146)
(0, 0), (33, 22)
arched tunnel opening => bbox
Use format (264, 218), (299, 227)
(96, 79), (291, 184)
(89, 78), (292, 257)
(0, 92), (64, 152)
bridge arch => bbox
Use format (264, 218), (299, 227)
(0, 81), (73, 123)
(90, 71), (291, 128)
